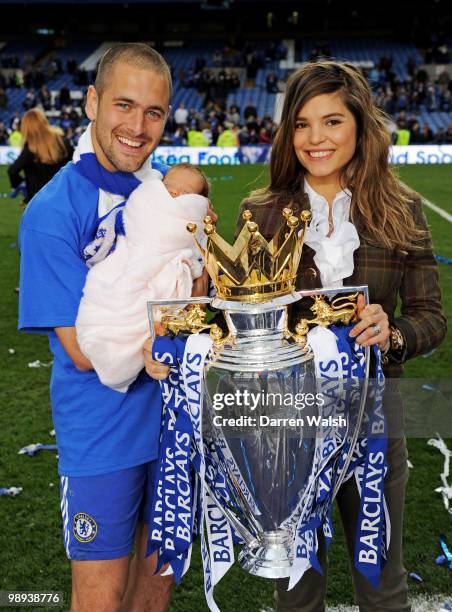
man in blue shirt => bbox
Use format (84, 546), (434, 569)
(19, 43), (177, 611)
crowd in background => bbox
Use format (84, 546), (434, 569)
(162, 101), (274, 146)
(0, 38), (451, 147)
(0, 53), (91, 88)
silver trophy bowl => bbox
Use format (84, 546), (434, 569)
(203, 292), (315, 578)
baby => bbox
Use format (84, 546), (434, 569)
(76, 163), (210, 392)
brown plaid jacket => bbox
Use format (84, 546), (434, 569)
(234, 195), (447, 377)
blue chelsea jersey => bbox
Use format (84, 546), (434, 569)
(18, 162), (163, 477)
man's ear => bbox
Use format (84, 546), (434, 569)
(85, 85), (98, 122)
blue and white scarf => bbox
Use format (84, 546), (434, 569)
(73, 123), (168, 267)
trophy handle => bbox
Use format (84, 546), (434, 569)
(147, 296), (212, 344)
(294, 286), (371, 499)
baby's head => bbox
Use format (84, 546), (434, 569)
(163, 163), (210, 198)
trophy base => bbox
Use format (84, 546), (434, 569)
(238, 531), (293, 578)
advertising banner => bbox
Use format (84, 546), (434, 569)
(1, 145), (451, 166)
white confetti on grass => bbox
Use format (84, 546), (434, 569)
(327, 598), (451, 611)
(427, 434), (452, 514)
(0, 486), (23, 497)
(18, 443), (58, 457)
(260, 595), (451, 611)
(27, 359), (53, 368)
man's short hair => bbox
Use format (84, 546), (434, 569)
(95, 42), (172, 98)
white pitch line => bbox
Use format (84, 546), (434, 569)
(401, 182), (452, 223)
(422, 196), (452, 223)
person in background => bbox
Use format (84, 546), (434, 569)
(217, 122), (239, 146)
(58, 84), (71, 108)
(409, 120), (422, 144)
(172, 125), (188, 145)
(187, 120), (209, 146)
(22, 89), (37, 111)
(420, 121), (433, 143)
(226, 103), (241, 125)
(395, 119), (411, 145)
(445, 122), (452, 143)
(0, 86), (8, 109)
(8, 118), (22, 147)
(174, 101), (189, 126)
(0, 120), (9, 144)
(8, 108), (73, 205)
(9, 110), (21, 130)
(258, 126), (272, 144)
(38, 84), (52, 111)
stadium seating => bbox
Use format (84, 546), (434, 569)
(298, 39), (424, 80)
(0, 38), (451, 139)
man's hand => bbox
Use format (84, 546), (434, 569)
(143, 337), (170, 380)
(54, 326), (93, 371)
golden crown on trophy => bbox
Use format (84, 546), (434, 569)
(187, 208), (312, 303)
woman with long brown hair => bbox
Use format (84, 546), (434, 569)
(8, 107), (73, 204)
(235, 60), (446, 611)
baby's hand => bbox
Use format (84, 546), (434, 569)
(154, 321), (165, 336)
(192, 268), (209, 298)
(207, 200), (218, 223)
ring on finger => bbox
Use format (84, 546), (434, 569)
(371, 323), (382, 336)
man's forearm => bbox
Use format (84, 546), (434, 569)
(54, 326), (94, 371)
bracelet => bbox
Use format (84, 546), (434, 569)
(389, 325), (405, 353)
(381, 325), (406, 365)
(381, 339), (391, 356)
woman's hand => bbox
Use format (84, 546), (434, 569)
(349, 294), (390, 351)
(143, 337), (170, 380)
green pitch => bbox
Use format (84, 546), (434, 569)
(0, 164), (450, 610)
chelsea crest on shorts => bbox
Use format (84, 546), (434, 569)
(73, 512), (98, 543)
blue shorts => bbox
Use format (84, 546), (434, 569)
(59, 461), (158, 561)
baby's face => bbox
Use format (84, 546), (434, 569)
(163, 168), (204, 198)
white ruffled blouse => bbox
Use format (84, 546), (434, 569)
(303, 179), (360, 288)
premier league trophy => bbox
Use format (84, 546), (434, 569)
(147, 208), (375, 601)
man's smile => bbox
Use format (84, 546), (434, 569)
(116, 135), (146, 150)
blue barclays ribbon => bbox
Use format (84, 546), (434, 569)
(437, 535), (452, 570)
(289, 324), (389, 590)
(181, 334), (231, 611)
(435, 255), (452, 265)
(147, 332), (232, 610)
(288, 324), (368, 589)
(147, 335), (195, 583)
(354, 344), (388, 588)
